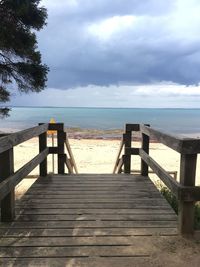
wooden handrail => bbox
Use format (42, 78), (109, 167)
(139, 148), (180, 197)
(0, 124), (48, 153)
(0, 122), (78, 222)
(140, 124), (200, 154)
(113, 136), (125, 173)
(0, 148), (49, 202)
(64, 133), (78, 174)
(113, 123), (200, 235)
(131, 169), (178, 180)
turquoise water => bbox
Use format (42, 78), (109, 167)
(1, 107), (200, 134)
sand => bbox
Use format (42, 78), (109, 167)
(14, 137), (200, 198)
(14, 137), (200, 182)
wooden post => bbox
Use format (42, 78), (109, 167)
(52, 134), (55, 173)
(57, 123), (65, 174)
(178, 153), (197, 235)
(39, 123), (47, 176)
(141, 133), (149, 176)
(124, 126), (132, 174)
(0, 148), (15, 221)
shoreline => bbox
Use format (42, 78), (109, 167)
(1, 126), (200, 141)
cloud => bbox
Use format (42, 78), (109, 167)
(37, 0), (200, 90)
(10, 83), (200, 108)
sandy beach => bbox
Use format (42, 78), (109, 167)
(14, 136), (200, 197)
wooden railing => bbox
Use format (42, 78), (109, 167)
(113, 123), (200, 235)
(0, 123), (77, 222)
(64, 133), (78, 174)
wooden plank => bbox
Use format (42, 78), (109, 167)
(36, 174), (151, 182)
(16, 208), (174, 215)
(141, 133), (149, 176)
(0, 246), (150, 258)
(19, 198), (168, 204)
(0, 221), (177, 229)
(178, 154), (197, 235)
(140, 124), (183, 153)
(0, 148), (49, 202)
(180, 185), (200, 201)
(20, 184), (160, 192)
(140, 124), (200, 154)
(0, 235), (176, 247)
(17, 205), (171, 209)
(51, 174), (145, 178)
(116, 157), (124, 173)
(48, 147), (58, 154)
(125, 124), (140, 131)
(124, 131), (131, 174)
(30, 182), (157, 188)
(113, 137), (124, 173)
(25, 188), (159, 193)
(0, 124), (48, 153)
(39, 123), (47, 177)
(57, 124), (65, 174)
(65, 154), (74, 174)
(15, 213), (177, 221)
(48, 123), (64, 131)
(0, 227), (178, 237)
(65, 133), (78, 174)
(30, 183), (155, 188)
(179, 139), (200, 154)
(22, 193), (162, 199)
(34, 180), (154, 185)
(0, 227), (177, 237)
(131, 170), (178, 180)
(0, 257), (151, 267)
(139, 149), (179, 197)
(0, 148), (15, 222)
(125, 147), (139, 155)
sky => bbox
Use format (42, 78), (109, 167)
(10, 0), (200, 108)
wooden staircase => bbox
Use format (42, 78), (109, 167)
(0, 174), (177, 266)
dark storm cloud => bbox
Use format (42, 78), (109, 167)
(39, 0), (200, 88)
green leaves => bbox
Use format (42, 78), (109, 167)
(0, 0), (48, 117)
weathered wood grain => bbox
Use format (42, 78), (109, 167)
(57, 124), (65, 174)
(140, 124), (200, 154)
(0, 148), (49, 202)
(0, 148), (15, 222)
(65, 133), (78, 174)
(139, 149), (179, 197)
(0, 227), (178, 237)
(15, 213), (177, 222)
(0, 124), (48, 154)
(178, 154), (197, 235)
(39, 124), (47, 176)
(124, 131), (132, 174)
(113, 134), (125, 173)
(0, 257), (151, 267)
(0, 173), (177, 265)
(15, 207), (174, 215)
(141, 133), (149, 176)
(0, 235), (174, 247)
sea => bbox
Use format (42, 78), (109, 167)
(1, 107), (200, 136)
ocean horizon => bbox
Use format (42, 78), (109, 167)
(1, 106), (200, 135)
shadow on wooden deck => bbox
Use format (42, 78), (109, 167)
(0, 174), (177, 266)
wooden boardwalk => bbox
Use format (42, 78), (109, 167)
(0, 174), (177, 267)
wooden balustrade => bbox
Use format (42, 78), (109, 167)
(64, 132), (78, 174)
(113, 123), (200, 235)
(0, 123), (78, 222)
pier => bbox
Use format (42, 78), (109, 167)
(0, 123), (199, 266)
